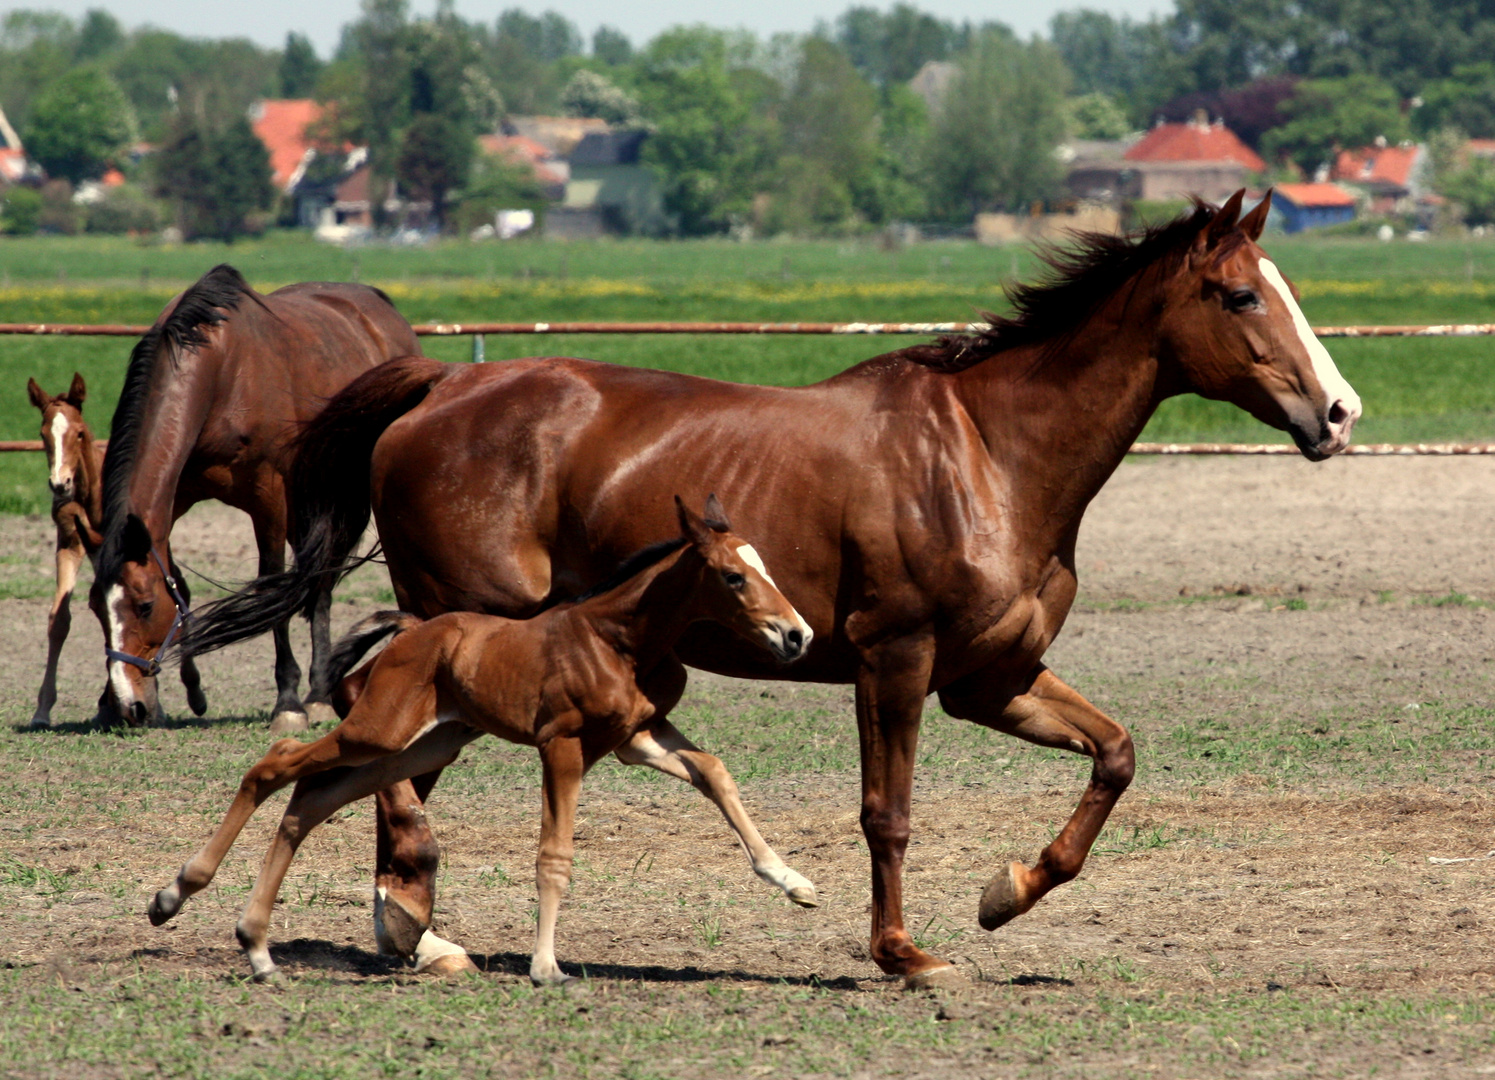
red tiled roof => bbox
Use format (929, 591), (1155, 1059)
(250, 99), (322, 190)
(1332, 145), (1420, 188)
(478, 133), (567, 188)
(1125, 121), (1266, 172)
(1274, 182), (1357, 208)
(0, 147), (25, 182)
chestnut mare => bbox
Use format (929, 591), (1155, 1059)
(186, 193), (1362, 987)
(90, 264), (418, 729)
(27, 374), (105, 728)
(154, 496), (817, 984)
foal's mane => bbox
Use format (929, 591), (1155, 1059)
(97, 264), (258, 579)
(913, 201), (1224, 373)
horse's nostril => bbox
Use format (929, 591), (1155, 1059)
(1328, 400), (1349, 426)
(128, 701), (150, 727)
(786, 627), (803, 650)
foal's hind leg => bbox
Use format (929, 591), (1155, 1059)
(939, 663), (1134, 931)
(31, 538), (83, 728)
(615, 719), (818, 907)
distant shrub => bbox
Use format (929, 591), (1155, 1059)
(0, 186), (43, 235)
(84, 183), (162, 234)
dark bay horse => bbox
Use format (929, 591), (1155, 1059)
(154, 496), (817, 984)
(27, 374), (104, 727)
(90, 264), (419, 730)
(186, 193), (1362, 986)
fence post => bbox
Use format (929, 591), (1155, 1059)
(471, 334), (485, 363)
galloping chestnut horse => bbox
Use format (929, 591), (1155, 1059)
(154, 496), (817, 984)
(27, 374), (105, 728)
(91, 264), (418, 729)
(186, 193), (1362, 987)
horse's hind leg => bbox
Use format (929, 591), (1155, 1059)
(251, 511), (309, 734)
(31, 540), (82, 728)
(303, 585), (337, 725)
(939, 663), (1134, 931)
(615, 719), (817, 907)
(170, 553), (208, 717)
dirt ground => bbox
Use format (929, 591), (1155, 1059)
(2, 455), (1494, 1077)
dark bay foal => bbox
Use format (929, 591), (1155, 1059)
(150, 496), (816, 984)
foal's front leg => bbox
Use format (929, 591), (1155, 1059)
(532, 734), (586, 986)
(614, 719), (817, 907)
(939, 662), (1134, 930)
(31, 536), (83, 728)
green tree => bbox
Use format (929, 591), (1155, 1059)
(495, 9), (581, 61)
(155, 114), (272, 241)
(1417, 64), (1495, 139)
(591, 25), (632, 66)
(75, 9), (123, 62)
(925, 31), (1070, 218)
(396, 112), (472, 230)
(831, 3), (960, 86)
(0, 10), (78, 130)
(279, 32), (323, 97)
(24, 66), (135, 183)
(1429, 127), (1495, 226)
(1261, 75), (1409, 174)
(0, 185), (42, 234)
(560, 69), (641, 125)
(1066, 92), (1132, 139)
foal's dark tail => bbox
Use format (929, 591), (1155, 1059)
(327, 611), (423, 686)
(181, 356), (453, 658)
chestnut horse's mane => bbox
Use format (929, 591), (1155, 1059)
(911, 201), (1225, 374)
(97, 264), (260, 581)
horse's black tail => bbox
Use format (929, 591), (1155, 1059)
(326, 611), (423, 688)
(181, 356), (452, 658)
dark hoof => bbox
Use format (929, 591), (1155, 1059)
(977, 862), (1030, 931)
(148, 889), (178, 926)
(378, 894), (429, 958)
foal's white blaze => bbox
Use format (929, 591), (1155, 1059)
(47, 412), (70, 490)
(1258, 259), (1363, 422)
(736, 542), (813, 653)
(104, 583), (139, 709)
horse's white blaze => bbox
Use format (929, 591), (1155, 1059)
(46, 412), (69, 489)
(1258, 259), (1362, 418)
(104, 584), (138, 707)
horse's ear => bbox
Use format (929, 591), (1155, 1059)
(702, 492), (730, 532)
(1207, 189), (1246, 246)
(66, 372), (86, 408)
(675, 495), (714, 548)
(26, 378), (49, 412)
(1239, 190), (1271, 241)
(122, 513), (154, 562)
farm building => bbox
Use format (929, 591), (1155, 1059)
(1123, 113), (1266, 203)
(0, 104), (30, 183)
(249, 99), (372, 231)
(1331, 141), (1429, 215)
(1272, 182), (1358, 233)
(550, 129), (665, 238)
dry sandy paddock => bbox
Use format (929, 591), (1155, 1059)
(1, 455), (1492, 1078)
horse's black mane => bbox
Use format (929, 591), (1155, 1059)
(913, 202), (1221, 373)
(568, 537), (690, 605)
(97, 264), (256, 581)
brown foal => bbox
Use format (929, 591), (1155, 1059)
(27, 374), (104, 728)
(151, 496), (817, 984)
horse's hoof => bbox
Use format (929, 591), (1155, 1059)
(904, 964), (966, 991)
(376, 894), (428, 958)
(305, 702), (339, 728)
(251, 967), (282, 985)
(27, 714), (50, 730)
(978, 861), (1032, 931)
(787, 885), (819, 908)
(268, 710), (309, 736)
(419, 953), (478, 978)
(147, 889), (178, 926)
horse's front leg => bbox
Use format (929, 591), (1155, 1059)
(169, 551), (208, 717)
(939, 662), (1134, 931)
(531, 734), (586, 986)
(31, 537), (83, 728)
(251, 511), (308, 734)
(615, 718), (817, 907)
(855, 639), (959, 988)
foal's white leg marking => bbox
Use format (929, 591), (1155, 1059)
(47, 412), (69, 490)
(1258, 259), (1362, 416)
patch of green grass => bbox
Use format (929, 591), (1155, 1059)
(1417, 591), (1492, 608)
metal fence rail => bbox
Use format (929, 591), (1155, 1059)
(4, 320), (1493, 455)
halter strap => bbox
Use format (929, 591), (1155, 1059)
(104, 547), (189, 679)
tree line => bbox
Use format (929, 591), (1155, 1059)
(5, 0), (1495, 238)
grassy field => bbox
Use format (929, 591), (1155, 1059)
(1, 229), (1494, 514)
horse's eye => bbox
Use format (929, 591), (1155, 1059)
(1227, 288), (1259, 312)
(723, 571), (746, 591)
(138, 601), (155, 620)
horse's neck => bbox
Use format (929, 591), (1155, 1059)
(954, 290), (1173, 534)
(118, 355), (216, 535)
(583, 548), (703, 672)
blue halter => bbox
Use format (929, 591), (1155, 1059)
(104, 547), (189, 679)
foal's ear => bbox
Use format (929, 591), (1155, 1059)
(1238, 190), (1271, 242)
(122, 513), (154, 562)
(66, 372), (87, 408)
(702, 492), (731, 532)
(675, 495), (714, 548)
(1206, 189), (1246, 246)
(26, 378), (49, 412)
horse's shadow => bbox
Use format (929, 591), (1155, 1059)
(16, 711), (300, 736)
(257, 939), (862, 990)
